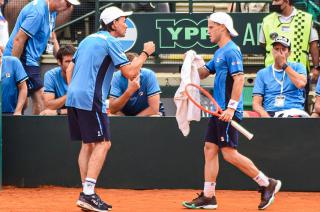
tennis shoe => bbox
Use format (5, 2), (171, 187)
(182, 192), (217, 209)
(258, 178), (282, 210)
(77, 192), (111, 211)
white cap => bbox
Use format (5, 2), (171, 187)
(66, 0), (80, 5)
(100, 6), (133, 25)
(209, 12), (238, 37)
(272, 36), (291, 49)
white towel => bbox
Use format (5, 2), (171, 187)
(174, 50), (202, 136)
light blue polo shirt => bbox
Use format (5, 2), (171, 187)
(110, 68), (163, 116)
(1, 56), (28, 113)
(253, 62), (306, 112)
(315, 74), (320, 96)
(66, 30), (129, 113)
(205, 40), (244, 119)
(4, 0), (57, 66)
(44, 67), (68, 98)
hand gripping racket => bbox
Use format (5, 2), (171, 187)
(185, 83), (254, 140)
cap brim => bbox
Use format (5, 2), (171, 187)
(122, 11), (133, 17)
(67, 0), (80, 5)
(229, 28), (238, 37)
(272, 42), (290, 48)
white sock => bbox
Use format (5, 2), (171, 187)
(83, 177), (96, 195)
(203, 182), (216, 198)
(253, 171), (270, 187)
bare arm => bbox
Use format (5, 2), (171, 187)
(109, 93), (132, 114)
(109, 76), (140, 114)
(219, 74), (244, 122)
(253, 95), (270, 118)
(119, 41), (155, 80)
(52, 32), (60, 58)
(198, 66), (210, 79)
(284, 65), (307, 89)
(230, 74), (244, 102)
(137, 94), (160, 116)
(43, 92), (66, 110)
(310, 40), (320, 81)
(119, 54), (147, 80)
(11, 29), (29, 58)
(14, 81), (28, 115)
(66, 62), (75, 84)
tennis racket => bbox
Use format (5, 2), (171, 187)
(185, 83), (254, 140)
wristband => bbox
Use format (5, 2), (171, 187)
(56, 108), (62, 115)
(281, 63), (288, 70)
(227, 99), (239, 110)
(141, 51), (150, 57)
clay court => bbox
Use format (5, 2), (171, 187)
(0, 187), (319, 212)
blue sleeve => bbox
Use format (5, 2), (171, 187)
(108, 40), (129, 68)
(44, 71), (55, 93)
(20, 10), (43, 37)
(109, 72), (123, 98)
(293, 63), (307, 76)
(226, 49), (243, 75)
(253, 71), (265, 96)
(205, 57), (216, 74)
(146, 70), (161, 96)
(316, 77), (320, 95)
(13, 58), (28, 84)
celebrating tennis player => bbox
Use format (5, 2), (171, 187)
(182, 12), (281, 210)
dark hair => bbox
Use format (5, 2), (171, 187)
(125, 52), (139, 62)
(100, 17), (120, 32)
(56, 45), (76, 62)
(288, 0), (293, 5)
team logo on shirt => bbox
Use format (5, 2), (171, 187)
(118, 18), (137, 52)
(231, 61), (242, 66)
(139, 91), (144, 96)
(5, 72), (10, 78)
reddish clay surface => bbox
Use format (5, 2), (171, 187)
(0, 187), (319, 212)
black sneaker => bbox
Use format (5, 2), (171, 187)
(258, 178), (282, 210)
(77, 192), (110, 212)
(182, 192), (218, 209)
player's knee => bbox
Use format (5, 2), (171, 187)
(82, 143), (94, 152)
(221, 149), (238, 165)
(99, 141), (111, 151)
(204, 143), (216, 158)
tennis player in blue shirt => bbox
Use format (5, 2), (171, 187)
(65, 6), (155, 212)
(182, 12), (281, 210)
(1, 48), (28, 115)
(3, 0), (79, 114)
(109, 52), (165, 116)
(253, 36), (307, 117)
(40, 45), (76, 116)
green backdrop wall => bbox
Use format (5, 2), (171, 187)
(2, 116), (320, 191)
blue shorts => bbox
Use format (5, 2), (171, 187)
(23, 65), (43, 94)
(204, 116), (239, 148)
(67, 107), (111, 143)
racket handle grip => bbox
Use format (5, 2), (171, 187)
(230, 120), (254, 140)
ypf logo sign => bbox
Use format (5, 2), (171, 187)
(156, 19), (216, 49)
(118, 18), (137, 52)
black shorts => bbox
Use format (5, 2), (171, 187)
(23, 65), (43, 95)
(67, 107), (111, 143)
(204, 116), (239, 148)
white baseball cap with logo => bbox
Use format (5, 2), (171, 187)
(100, 6), (133, 25)
(66, 0), (80, 5)
(209, 12), (238, 37)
